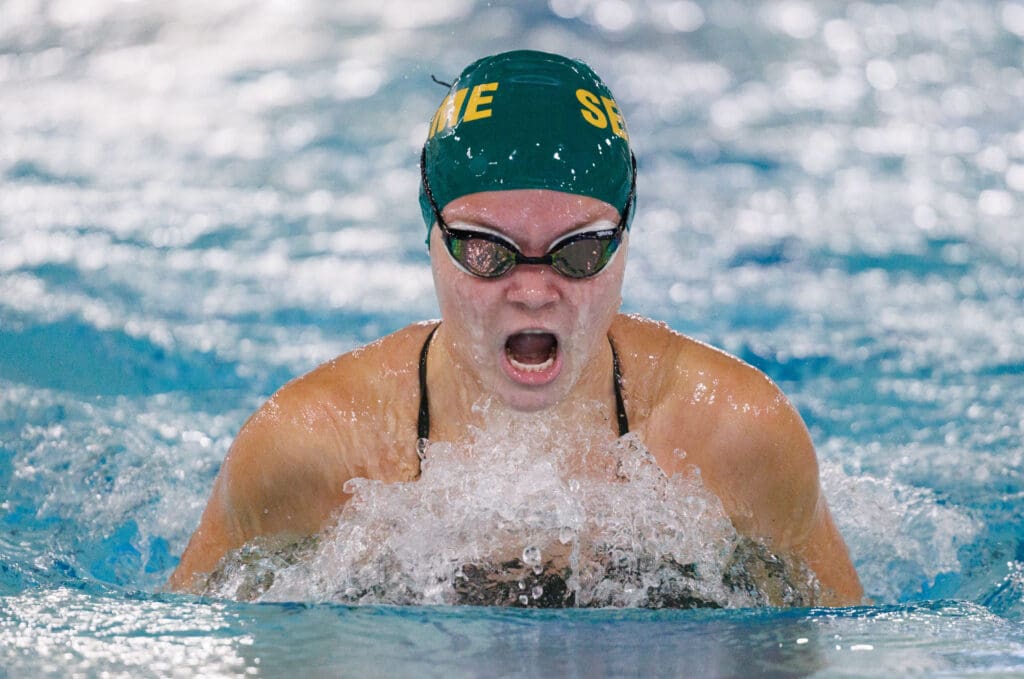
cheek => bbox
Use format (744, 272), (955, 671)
(434, 263), (484, 323)
(432, 253), (497, 363)
(564, 266), (625, 357)
(431, 237), (468, 320)
(576, 256), (625, 323)
(573, 285), (619, 327)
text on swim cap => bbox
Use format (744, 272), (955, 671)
(429, 83), (499, 138)
(576, 89), (628, 140)
(427, 82), (628, 141)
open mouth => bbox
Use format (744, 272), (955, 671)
(505, 331), (558, 373)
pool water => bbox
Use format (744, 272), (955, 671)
(2, 0), (1023, 675)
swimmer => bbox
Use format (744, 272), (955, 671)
(168, 50), (863, 605)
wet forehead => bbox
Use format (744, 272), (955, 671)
(442, 189), (620, 243)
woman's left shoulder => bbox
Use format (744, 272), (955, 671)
(610, 313), (780, 395)
(611, 313), (809, 449)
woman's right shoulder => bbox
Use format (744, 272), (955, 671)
(225, 321), (440, 482)
(282, 320), (439, 399)
(237, 321), (438, 451)
(337, 321), (441, 371)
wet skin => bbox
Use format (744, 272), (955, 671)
(168, 190), (863, 606)
(429, 189), (625, 415)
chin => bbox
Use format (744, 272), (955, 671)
(493, 384), (567, 414)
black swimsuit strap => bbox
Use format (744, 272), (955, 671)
(609, 336), (630, 437)
(416, 324), (440, 459)
(416, 327), (630, 455)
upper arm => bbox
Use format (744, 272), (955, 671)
(725, 384), (863, 606)
(165, 455), (243, 592)
(796, 497), (864, 605)
(165, 327), (423, 594)
(680, 358), (863, 606)
(167, 392), (358, 593)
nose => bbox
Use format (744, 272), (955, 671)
(504, 264), (562, 310)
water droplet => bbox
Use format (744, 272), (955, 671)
(532, 585), (544, 599)
(533, 564), (543, 575)
(522, 545), (542, 567)
(518, 594), (529, 605)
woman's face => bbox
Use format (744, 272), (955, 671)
(430, 188), (628, 412)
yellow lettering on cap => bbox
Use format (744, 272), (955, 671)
(577, 88), (607, 128)
(601, 96), (628, 140)
(463, 82), (499, 122)
(429, 87), (469, 138)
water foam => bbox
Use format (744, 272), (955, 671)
(202, 407), (819, 608)
(821, 460), (980, 603)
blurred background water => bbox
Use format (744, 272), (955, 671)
(1, 0), (1022, 675)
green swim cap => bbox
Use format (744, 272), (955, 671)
(419, 50), (636, 240)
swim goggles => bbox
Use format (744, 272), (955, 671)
(420, 150), (635, 279)
(437, 219), (624, 279)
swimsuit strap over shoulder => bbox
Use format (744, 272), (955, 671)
(416, 325), (630, 458)
(416, 323), (440, 459)
(609, 336), (630, 437)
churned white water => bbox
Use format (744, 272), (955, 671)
(204, 408), (815, 608)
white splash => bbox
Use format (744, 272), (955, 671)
(821, 460), (981, 603)
(204, 409), (817, 608)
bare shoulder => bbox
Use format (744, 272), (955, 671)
(609, 315), (861, 603)
(298, 320), (437, 397)
(610, 313), (794, 422)
(611, 314), (819, 543)
(169, 322), (438, 591)
(246, 321), (436, 467)
(218, 322), (437, 535)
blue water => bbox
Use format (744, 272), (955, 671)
(2, 0), (1023, 675)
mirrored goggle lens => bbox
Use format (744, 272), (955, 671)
(444, 226), (622, 279)
(550, 236), (620, 278)
(448, 236), (516, 278)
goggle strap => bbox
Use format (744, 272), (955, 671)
(421, 146), (446, 230)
